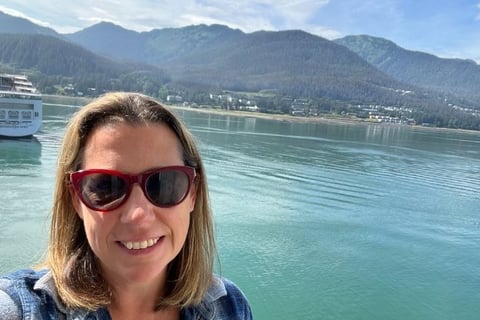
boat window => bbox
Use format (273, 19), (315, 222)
(8, 110), (19, 119)
(22, 111), (32, 120)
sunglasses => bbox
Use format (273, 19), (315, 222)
(70, 166), (196, 212)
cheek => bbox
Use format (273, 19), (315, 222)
(187, 186), (198, 213)
(176, 213), (191, 248)
(69, 186), (84, 220)
(80, 213), (115, 256)
(169, 205), (192, 242)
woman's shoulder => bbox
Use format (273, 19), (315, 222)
(216, 276), (249, 303)
(200, 275), (253, 320)
(0, 268), (48, 295)
(0, 269), (56, 319)
(1, 268), (48, 282)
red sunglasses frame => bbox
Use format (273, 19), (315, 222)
(69, 165), (196, 212)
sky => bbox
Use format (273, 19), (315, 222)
(1, 0), (479, 62)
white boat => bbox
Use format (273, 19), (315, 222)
(0, 74), (42, 137)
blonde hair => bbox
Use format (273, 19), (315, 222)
(47, 92), (215, 310)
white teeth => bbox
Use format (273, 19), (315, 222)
(122, 237), (159, 250)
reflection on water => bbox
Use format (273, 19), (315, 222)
(1, 104), (480, 320)
(0, 137), (42, 167)
(178, 109), (480, 320)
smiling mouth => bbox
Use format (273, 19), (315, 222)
(121, 237), (161, 250)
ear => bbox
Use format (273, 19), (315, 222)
(69, 184), (84, 220)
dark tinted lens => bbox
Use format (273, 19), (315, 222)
(145, 169), (189, 207)
(80, 173), (128, 210)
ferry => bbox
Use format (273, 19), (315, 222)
(0, 74), (42, 137)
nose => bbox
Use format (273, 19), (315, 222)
(120, 184), (155, 224)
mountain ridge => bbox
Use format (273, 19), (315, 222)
(60, 19), (480, 108)
(335, 35), (480, 102)
(0, 11), (60, 37)
(63, 21), (422, 106)
(0, 10), (479, 130)
(65, 21), (245, 65)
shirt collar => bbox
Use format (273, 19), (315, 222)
(34, 271), (110, 319)
(184, 276), (227, 319)
(34, 271), (228, 320)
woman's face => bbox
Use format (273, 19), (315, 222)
(71, 122), (196, 288)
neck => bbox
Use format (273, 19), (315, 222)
(106, 271), (177, 319)
(109, 304), (180, 320)
(107, 283), (180, 320)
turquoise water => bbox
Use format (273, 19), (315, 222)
(1, 97), (479, 319)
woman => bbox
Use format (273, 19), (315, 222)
(0, 92), (253, 319)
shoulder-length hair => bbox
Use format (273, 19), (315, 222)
(48, 92), (215, 310)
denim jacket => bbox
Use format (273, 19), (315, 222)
(0, 269), (252, 320)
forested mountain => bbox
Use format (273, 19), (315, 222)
(0, 33), (169, 95)
(0, 11), (479, 129)
(63, 21), (480, 109)
(65, 22), (244, 65)
(163, 29), (419, 103)
(335, 35), (480, 105)
(0, 11), (59, 37)
(65, 22), (148, 63)
(66, 22), (433, 107)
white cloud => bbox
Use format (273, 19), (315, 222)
(1, 0), (477, 60)
(1, 0), (339, 37)
(307, 25), (342, 39)
(0, 5), (50, 28)
(53, 0), (333, 33)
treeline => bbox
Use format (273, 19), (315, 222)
(166, 30), (408, 98)
(336, 35), (480, 104)
(0, 34), (169, 95)
(415, 110), (480, 131)
(0, 33), (479, 130)
(163, 29), (451, 112)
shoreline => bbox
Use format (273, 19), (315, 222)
(42, 95), (479, 134)
(169, 105), (480, 135)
